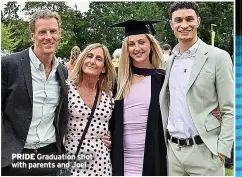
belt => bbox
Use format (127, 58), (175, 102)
(167, 133), (203, 146)
(23, 143), (57, 153)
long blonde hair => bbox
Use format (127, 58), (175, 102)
(69, 43), (116, 94)
(115, 34), (163, 100)
(70, 46), (81, 65)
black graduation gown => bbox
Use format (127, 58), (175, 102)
(110, 73), (167, 176)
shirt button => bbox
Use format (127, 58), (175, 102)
(21, 138), (26, 142)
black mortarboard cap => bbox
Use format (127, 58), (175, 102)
(110, 20), (161, 36)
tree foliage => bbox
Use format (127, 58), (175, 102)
(1, 23), (21, 52)
(1, 1), (234, 57)
(2, 1), (20, 21)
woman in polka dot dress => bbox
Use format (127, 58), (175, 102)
(64, 43), (116, 176)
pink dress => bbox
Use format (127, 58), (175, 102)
(123, 76), (151, 176)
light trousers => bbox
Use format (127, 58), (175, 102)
(168, 140), (225, 176)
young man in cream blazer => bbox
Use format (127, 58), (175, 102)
(159, 2), (234, 176)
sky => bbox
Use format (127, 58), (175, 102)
(0, 1), (90, 19)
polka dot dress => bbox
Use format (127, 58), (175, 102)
(65, 81), (114, 176)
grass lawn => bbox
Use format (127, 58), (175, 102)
(225, 167), (234, 176)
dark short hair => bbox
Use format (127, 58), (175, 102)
(162, 44), (171, 50)
(169, 2), (200, 18)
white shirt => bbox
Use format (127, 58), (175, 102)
(163, 54), (170, 63)
(167, 40), (200, 139)
(24, 47), (60, 149)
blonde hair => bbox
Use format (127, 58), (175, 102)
(69, 43), (116, 94)
(115, 34), (163, 100)
(70, 46), (81, 65)
(29, 10), (61, 34)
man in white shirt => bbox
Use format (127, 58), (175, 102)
(162, 43), (171, 69)
(162, 44), (171, 62)
(159, 2), (234, 176)
(1, 10), (68, 175)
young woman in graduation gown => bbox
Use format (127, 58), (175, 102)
(109, 20), (167, 176)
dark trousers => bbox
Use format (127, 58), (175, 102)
(1, 143), (58, 176)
